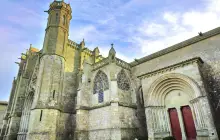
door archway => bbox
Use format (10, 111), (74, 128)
(145, 73), (203, 139)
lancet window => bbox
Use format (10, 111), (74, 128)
(63, 15), (66, 25)
(93, 70), (109, 103)
(117, 69), (130, 91)
(56, 13), (58, 23)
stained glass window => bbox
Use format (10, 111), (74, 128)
(93, 70), (109, 94)
(98, 92), (104, 103)
(117, 69), (130, 91)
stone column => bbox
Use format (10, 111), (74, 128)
(201, 97), (218, 140)
(110, 71), (118, 102)
(110, 102), (121, 140)
(177, 108), (187, 140)
(145, 107), (154, 139)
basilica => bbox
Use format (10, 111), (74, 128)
(0, 0), (220, 140)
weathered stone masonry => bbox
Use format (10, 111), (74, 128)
(0, 0), (220, 140)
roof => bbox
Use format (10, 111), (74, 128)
(0, 101), (8, 105)
(130, 26), (220, 66)
(30, 47), (39, 53)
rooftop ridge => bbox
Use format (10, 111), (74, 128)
(130, 26), (220, 66)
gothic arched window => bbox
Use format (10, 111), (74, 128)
(117, 69), (130, 91)
(93, 70), (109, 103)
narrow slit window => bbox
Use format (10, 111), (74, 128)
(63, 15), (66, 25)
(56, 13), (58, 23)
(53, 90), (55, 99)
(40, 110), (43, 121)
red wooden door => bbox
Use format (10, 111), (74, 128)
(181, 106), (197, 140)
(169, 108), (182, 140)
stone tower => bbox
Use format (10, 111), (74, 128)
(26, 1), (72, 140)
(43, 0), (72, 57)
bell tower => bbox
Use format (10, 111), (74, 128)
(26, 1), (73, 140)
(43, 0), (72, 57)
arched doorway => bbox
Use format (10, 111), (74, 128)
(165, 89), (196, 140)
(144, 73), (215, 140)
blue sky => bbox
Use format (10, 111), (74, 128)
(0, 0), (220, 101)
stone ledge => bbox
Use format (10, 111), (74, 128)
(76, 101), (137, 110)
(31, 107), (76, 114)
(196, 129), (209, 137)
(137, 57), (203, 79)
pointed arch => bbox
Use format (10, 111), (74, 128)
(117, 69), (131, 91)
(93, 70), (109, 94)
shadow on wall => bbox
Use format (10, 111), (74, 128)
(199, 62), (220, 137)
(136, 86), (148, 139)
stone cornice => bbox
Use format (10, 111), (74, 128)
(82, 48), (93, 56)
(39, 53), (66, 61)
(92, 57), (109, 71)
(92, 57), (131, 71)
(130, 26), (220, 66)
(190, 95), (207, 104)
(115, 58), (131, 70)
(138, 57), (204, 79)
(76, 101), (137, 110)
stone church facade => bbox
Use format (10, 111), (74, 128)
(0, 0), (220, 140)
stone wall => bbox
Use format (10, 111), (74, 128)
(132, 33), (220, 137)
(0, 102), (7, 133)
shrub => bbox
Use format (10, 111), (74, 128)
(163, 136), (176, 140)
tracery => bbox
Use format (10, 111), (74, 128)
(93, 70), (109, 94)
(117, 69), (130, 91)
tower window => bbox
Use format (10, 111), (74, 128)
(63, 15), (66, 25)
(56, 13), (58, 23)
(53, 90), (55, 99)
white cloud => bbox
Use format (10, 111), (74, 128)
(163, 12), (178, 24)
(132, 0), (220, 57)
(138, 22), (167, 37)
(206, 0), (220, 12)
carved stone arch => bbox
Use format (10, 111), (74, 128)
(93, 70), (109, 94)
(117, 69), (131, 91)
(146, 73), (203, 107)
